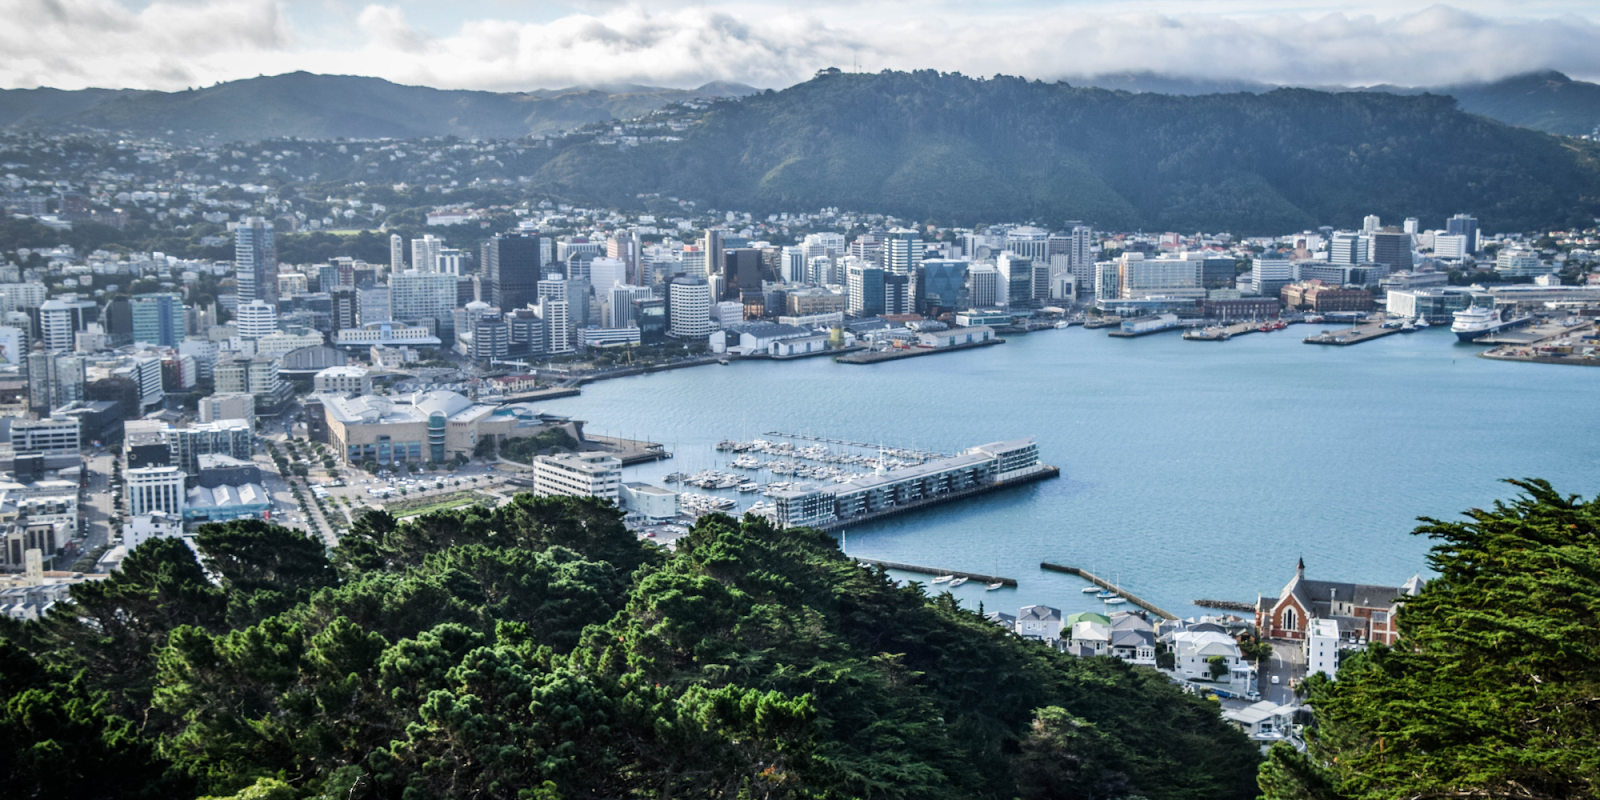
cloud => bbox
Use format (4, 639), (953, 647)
(0, 1), (1598, 92)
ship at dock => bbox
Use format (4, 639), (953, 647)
(1451, 305), (1533, 342)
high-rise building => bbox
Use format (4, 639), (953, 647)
(126, 466), (186, 517)
(884, 273), (912, 316)
(1251, 255), (1295, 298)
(235, 217), (277, 306)
(846, 262), (886, 317)
(357, 286), (391, 324)
(1117, 253), (1201, 298)
(1004, 226), (1051, 263)
(1446, 214), (1480, 253)
(390, 271), (456, 324)
(390, 233), (405, 273)
(967, 266), (1000, 308)
(719, 249), (768, 302)
(437, 247), (462, 276)
(1330, 232), (1369, 265)
(703, 231), (724, 286)
(538, 275), (573, 354)
(35, 298), (90, 351)
(330, 287), (358, 335)
(1369, 229), (1413, 272)
(484, 232), (543, 312)
(920, 260), (969, 312)
(609, 285), (654, 328)
(590, 257), (627, 296)
(781, 246), (807, 284)
(1094, 260), (1121, 301)
(1362, 215), (1381, 233)
(130, 293), (186, 347)
(667, 277), (713, 339)
(680, 245), (707, 279)
(884, 228), (923, 276)
(411, 235), (443, 274)
(997, 252), (1035, 308)
(1403, 218), (1420, 235)
(235, 300), (278, 339)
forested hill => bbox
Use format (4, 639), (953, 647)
(0, 72), (758, 142)
(531, 71), (1600, 233)
(0, 499), (1262, 800)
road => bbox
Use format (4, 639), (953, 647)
(1266, 641), (1306, 705)
(81, 452), (117, 555)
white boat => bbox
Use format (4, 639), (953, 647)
(1104, 597), (1128, 605)
(1054, 321), (1073, 329)
(1451, 305), (1532, 342)
(737, 482), (759, 493)
(930, 575), (954, 584)
(986, 582), (1004, 591)
(1413, 315), (1430, 329)
(1081, 586), (1100, 593)
(948, 577), (969, 587)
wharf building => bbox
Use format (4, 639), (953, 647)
(1280, 282), (1374, 313)
(1384, 287), (1494, 323)
(532, 452), (622, 502)
(771, 438), (1052, 530)
(318, 390), (584, 466)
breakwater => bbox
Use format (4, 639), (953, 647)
(1039, 563), (1178, 620)
(856, 559), (1017, 587)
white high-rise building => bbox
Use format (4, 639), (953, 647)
(1094, 260), (1121, 301)
(390, 233), (405, 272)
(437, 247), (462, 276)
(1118, 254), (1202, 299)
(1433, 234), (1469, 260)
(1362, 215), (1381, 233)
(589, 257), (627, 295)
(411, 235), (443, 274)
(1403, 218), (1420, 235)
(668, 277), (713, 338)
(608, 285), (654, 328)
(1005, 226), (1051, 263)
(235, 300), (278, 339)
(883, 228), (923, 276)
(967, 266), (1000, 308)
(390, 271), (456, 322)
(1330, 232), (1369, 265)
(235, 217), (276, 305)
(781, 246), (806, 283)
(1251, 255), (1295, 295)
(537, 275), (573, 354)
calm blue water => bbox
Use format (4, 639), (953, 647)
(538, 326), (1600, 620)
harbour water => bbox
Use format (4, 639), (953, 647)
(538, 327), (1600, 620)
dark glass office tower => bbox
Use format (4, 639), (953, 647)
(720, 248), (768, 301)
(486, 232), (543, 311)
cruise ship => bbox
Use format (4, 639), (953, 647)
(1451, 305), (1532, 342)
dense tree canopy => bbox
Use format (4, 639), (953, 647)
(2, 494), (1260, 800)
(1260, 479), (1600, 800)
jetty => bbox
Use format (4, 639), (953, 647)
(1303, 321), (1402, 346)
(857, 559), (1017, 587)
(1039, 563), (1177, 620)
(835, 337), (1004, 364)
(1193, 599), (1256, 613)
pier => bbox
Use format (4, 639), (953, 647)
(856, 559), (1017, 587)
(1039, 563), (1178, 620)
(835, 337), (1004, 364)
(1480, 318), (1600, 367)
(1193, 599), (1256, 613)
(811, 466), (1060, 532)
(1303, 320), (1403, 346)
(584, 434), (672, 465)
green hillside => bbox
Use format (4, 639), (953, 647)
(0, 72), (757, 143)
(530, 70), (1600, 233)
(0, 499), (1261, 800)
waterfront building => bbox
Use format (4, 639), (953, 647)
(846, 263), (886, 317)
(578, 327), (642, 349)
(967, 266), (1000, 308)
(1384, 287), (1493, 323)
(1255, 558), (1424, 646)
(1093, 260), (1121, 301)
(1251, 255), (1294, 298)
(1377, 271), (1449, 295)
(668, 277), (713, 339)
(319, 390), (573, 465)
(1118, 253), (1203, 299)
(1280, 282), (1374, 313)
(996, 252), (1034, 308)
(532, 452), (621, 502)
(784, 288), (847, 317)
(234, 217), (276, 306)
(125, 465), (186, 517)
(771, 438), (1045, 529)
(920, 260), (969, 312)
(1204, 298), (1280, 320)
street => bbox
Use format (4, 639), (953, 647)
(1266, 640), (1306, 705)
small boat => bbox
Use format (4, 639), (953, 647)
(1414, 316), (1430, 329)
(1081, 586), (1100, 594)
(948, 577), (969, 587)
(1096, 590), (1117, 599)
(737, 482), (759, 493)
(986, 582), (1004, 591)
(930, 575), (954, 584)
(1104, 597), (1128, 605)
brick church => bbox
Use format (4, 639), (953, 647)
(1256, 559), (1425, 645)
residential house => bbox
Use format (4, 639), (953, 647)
(1016, 605), (1063, 640)
(1172, 630), (1243, 681)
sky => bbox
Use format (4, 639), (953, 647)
(2, 1), (1599, 93)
